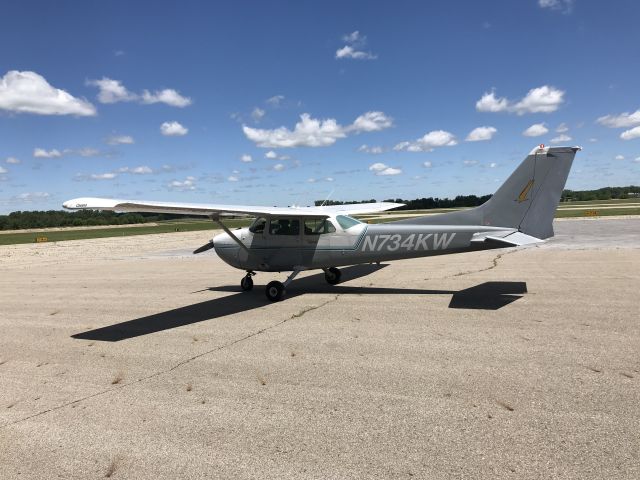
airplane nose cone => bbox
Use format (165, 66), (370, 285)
(212, 232), (231, 246)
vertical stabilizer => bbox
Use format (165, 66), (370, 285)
(477, 145), (578, 238)
(393, 145), (579, 239)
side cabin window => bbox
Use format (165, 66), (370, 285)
(249, 217), (267, 234)
(269, 217), (300, 236)
(336, 215), (362, 230)
(304, 218), (336, 235)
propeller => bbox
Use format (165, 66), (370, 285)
(193, 240), (214, 254)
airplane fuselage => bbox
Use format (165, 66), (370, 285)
(213, 217), (508, 272)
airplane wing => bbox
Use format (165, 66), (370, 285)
(315, 202), (404, 216)
(62, 197), (403, 218)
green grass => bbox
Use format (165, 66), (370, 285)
(559, 198), (640, 205)
(0, 219), (251, 246)
(554, 207), (640, 218)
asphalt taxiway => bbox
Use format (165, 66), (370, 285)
(1, 218), (638, 479)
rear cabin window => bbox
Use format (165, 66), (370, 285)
(304, 218), (336, 235)
(336, 215), (362, 230)
(269, 218), (300, 236)
(249, 217), (267, 233)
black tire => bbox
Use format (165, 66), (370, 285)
(324, 267), (342, 285)
(265, 281), (285, 301)
(240, 275), (253, 291)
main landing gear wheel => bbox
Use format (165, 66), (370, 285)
(324, 267), (342, 285)
(265, 281), (285, 301)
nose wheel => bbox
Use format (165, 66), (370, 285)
(323, 267), (342, 285)
(240, 271), (255, 291)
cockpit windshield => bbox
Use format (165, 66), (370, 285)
(249, 217), (267, 233)
(336, 215), (362, 230)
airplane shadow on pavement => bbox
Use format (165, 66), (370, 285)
(72, 264), (527, 342)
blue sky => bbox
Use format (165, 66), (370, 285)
(1, 0), (639, 213)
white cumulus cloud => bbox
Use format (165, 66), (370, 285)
(266, 95), (284, 107)
(550, 134), (572, 143)
(513, 86), (565, 114)
(523, 123), (549, 137)
(77, 147), (100, 157)
(476, 85), (565, 115)
(90, 172), (117, 180)
(0, 70), (96, 116)
(106, 135), (134, 145)
(272, 163), (285, 172)
(349, 111), (393, 132)
(87, 77), (191, 107)
(33, 148), (62, 158)
(475, 91), (509, 113)
(160, 121), (188, 136)
(538, 0), (574, 14)
(141, 88), (191, 107)
(465, 126), (497, 142)
(597, 109), (640, 128)
(358, 144), (384, 154)
(620, 126), (640, 140)
(0, 166), (7, 174)
(5, 157), (20, 164)
(369, 162), (401, 176)
(168, 176), (196, 191)
(335, 31), (377, 60)
(240, 154), (253, 163)
(251, 107), (265, 122)
(614, 155), (625, 161)
(556, 122), (569, 133)
(394, 130), (457, 152)
(227, 175), (239, 182)
(86, 78), (136, 103)
(243, 111), (392, 148)
(130, 166), (153, 174)
(423, 161), (432, 168)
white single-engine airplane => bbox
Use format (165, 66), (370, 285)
(64, 145), (579, 301)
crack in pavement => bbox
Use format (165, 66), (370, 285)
(1, 294), (341, 430)
(448, 248), (519, 279)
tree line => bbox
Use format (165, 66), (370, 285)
(316, 194), (492, 210)
(560, 186), (640, 202)
(0, 210), (197, 231)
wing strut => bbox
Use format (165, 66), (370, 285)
(211, 215), (250, 253)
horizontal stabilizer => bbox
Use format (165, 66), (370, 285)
(472, 230), (544, 247)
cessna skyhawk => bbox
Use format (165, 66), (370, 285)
(64, 145), (579, 301)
